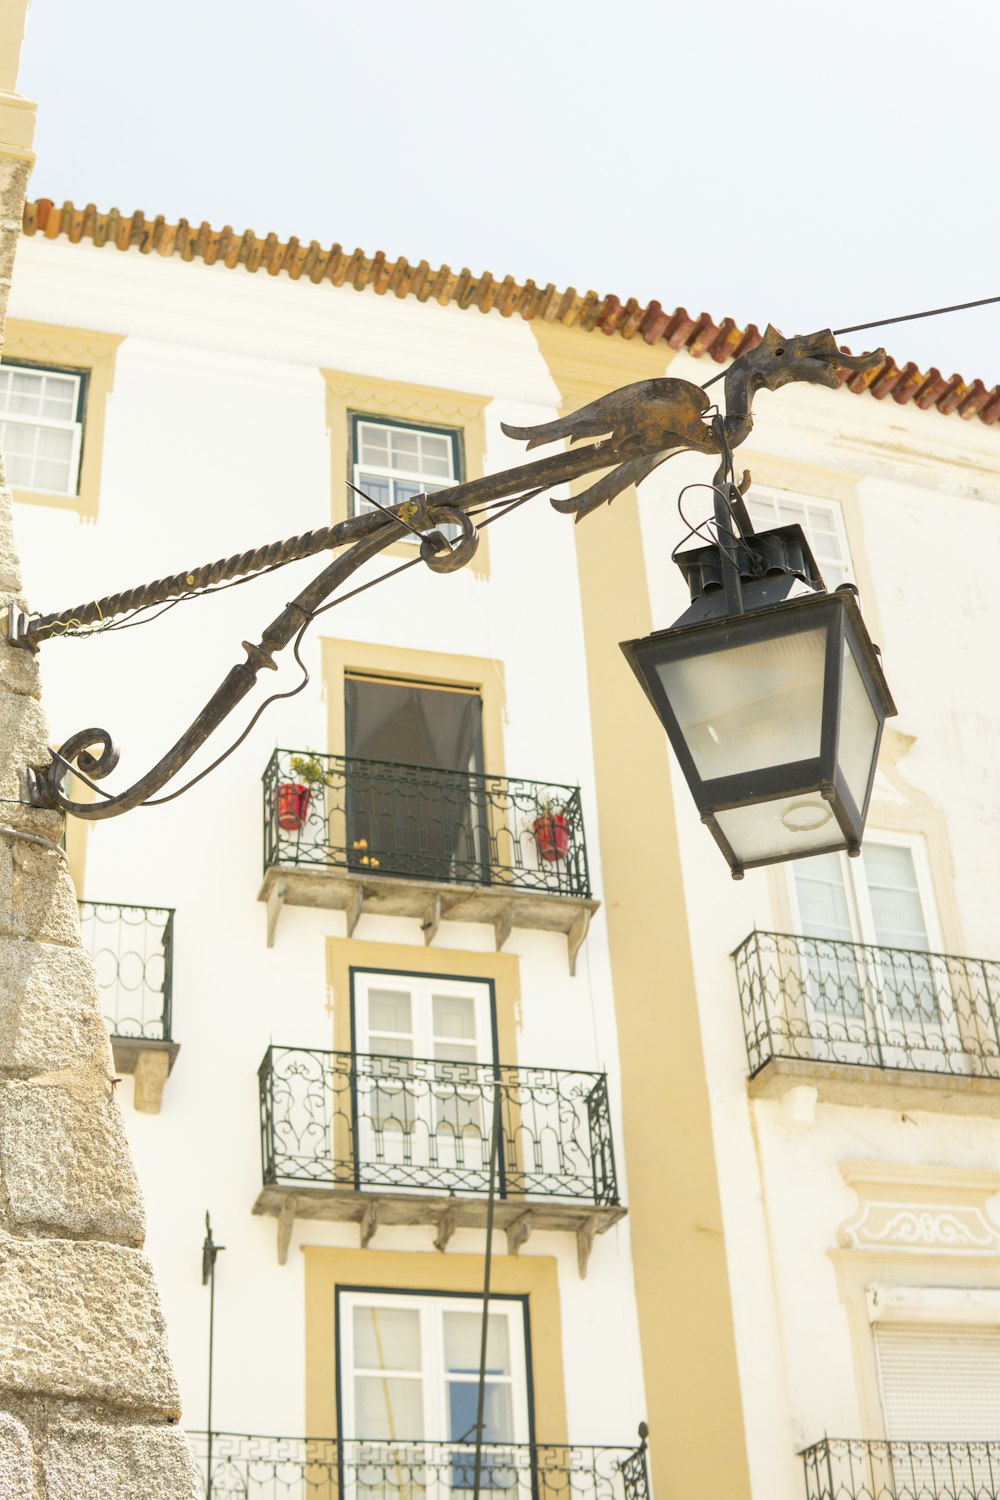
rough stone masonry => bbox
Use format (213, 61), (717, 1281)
(0, 66), (201, 1500)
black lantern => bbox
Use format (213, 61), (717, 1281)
(621, 525), (896, 878)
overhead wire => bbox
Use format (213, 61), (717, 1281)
(700, 289), (1000, 391)
(60, 485), (550, 808)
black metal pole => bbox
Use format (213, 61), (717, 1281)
(471, 1082), (503, 1500)
(202, 1212), (225, 1500)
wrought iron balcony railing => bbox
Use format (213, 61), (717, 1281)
(188, 1432), (650, 1500)
(78, 900), (174, 1042)
(803, 1436), (1000, 1500)
(734, 930), (1000, 1080)
(259, 1046), (618, 1206)
(263, 749), (591, 899)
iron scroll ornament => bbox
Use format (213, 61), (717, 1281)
(17, 327), (883, 821)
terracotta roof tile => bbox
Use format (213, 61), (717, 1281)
(19, 198), (1000, 430)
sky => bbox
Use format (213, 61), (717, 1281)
(16, 0), (1000, 388)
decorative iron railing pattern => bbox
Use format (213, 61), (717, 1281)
(259, 1046), (618, 1205)
(78, 900), (174, 1042)
(188, 1433), (649, 1500)
(803, 1437), (1000, 1500)
(263, 750), (591, 898)
(734, 930), (1000, 1079)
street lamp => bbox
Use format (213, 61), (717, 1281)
(8, 324), (892, 877)
(620, 522), (895, 878)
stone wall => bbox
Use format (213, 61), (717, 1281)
(0, 114), (200, 1500)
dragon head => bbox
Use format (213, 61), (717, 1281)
(744, 325), (885, 393)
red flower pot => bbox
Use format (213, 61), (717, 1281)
(277, 781), (311, 832)
(533, 813), (569, 862)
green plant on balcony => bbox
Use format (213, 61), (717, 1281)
(276, 752), (331, 833)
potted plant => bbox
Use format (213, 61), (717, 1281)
(276, 753), (328, 833)
(532, 797), (570, 862)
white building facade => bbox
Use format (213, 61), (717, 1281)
(6, 198), (1000, 1500)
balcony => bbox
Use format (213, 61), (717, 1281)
(803, 1437), (1000, 1500)
(78, 900), (179, 1113)
(188, 1432), (650, 1500)
(253, 1046), (625, 1274)
(258, 751), (598, 974)
(734, 931), (1000, 1112)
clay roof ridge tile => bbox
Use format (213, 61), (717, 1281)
(15, 198), (999, 431)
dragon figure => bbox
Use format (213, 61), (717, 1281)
(501, 325), (885, 519)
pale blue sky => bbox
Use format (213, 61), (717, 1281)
(18, 0), (1000, 386)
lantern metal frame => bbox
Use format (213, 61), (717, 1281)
(620, 524), (897, 878)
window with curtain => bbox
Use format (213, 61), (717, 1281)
(337, 1290), (532, 1478)
(344, 675), (487, 883)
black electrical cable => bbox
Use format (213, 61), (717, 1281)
(831, 293), (1000, 338)
(63, 484), (550, 808)
(471, 1085), (503, 1500)
(700, 290), (1000, 391)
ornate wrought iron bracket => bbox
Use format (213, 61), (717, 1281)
(7, 327), (882, 821)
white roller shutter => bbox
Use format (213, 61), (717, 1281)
(875, 1324), (1000, 1438)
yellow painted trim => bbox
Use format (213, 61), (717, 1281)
(321, 369), (491, 577)
(2, 320), (123, 519)
(304, 1248), (566, 1442)
(325, 938), (521, 1062)
(0, 0), (31, 95)
(833, 1164), (1000, 1436)
(531, 322), (751, 1500)
(321, 639), (506, 779)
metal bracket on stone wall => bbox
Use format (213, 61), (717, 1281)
(6, 329), (883, 824)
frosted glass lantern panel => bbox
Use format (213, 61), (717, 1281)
(656, 626), (828, 780)
(838, 640), (879, 814)
(716, 793), (839, 864)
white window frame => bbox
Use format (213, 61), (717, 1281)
(787, 835), (959, 1065)
(0, 360), (85, 498)
(787, 833), (944, 954)
(352, 970), (495, 1066)
(337, 1288), (532, 1447)
(746, 485), (854, 590)
(351, 970), (497, 1182)
(351, 416), (461, 543)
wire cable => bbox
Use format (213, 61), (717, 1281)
(832, 293), (1000, 338)
(59, 483), (550, 809)
(700, 291), (1000, 390)
(471, 1084), (503, 1500)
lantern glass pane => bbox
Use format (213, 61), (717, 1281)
(655, 626), (827, 780)
(716, 793), (841, 864)
(838, 639), (880, 814)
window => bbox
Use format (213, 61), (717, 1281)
(351, 970), (496, 1187)
(789, 838), (951, 1063)
(344, 673), (487, 883)
(875, 1323), (1000, 1439)
(351, 416), (461, 540)
(0, 360), (86, 497)
(353, 971), (495, 1066)
(337, 1289), (532, 1460)
(746, 487), (853, 590)
(324, 372), (490, 575)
